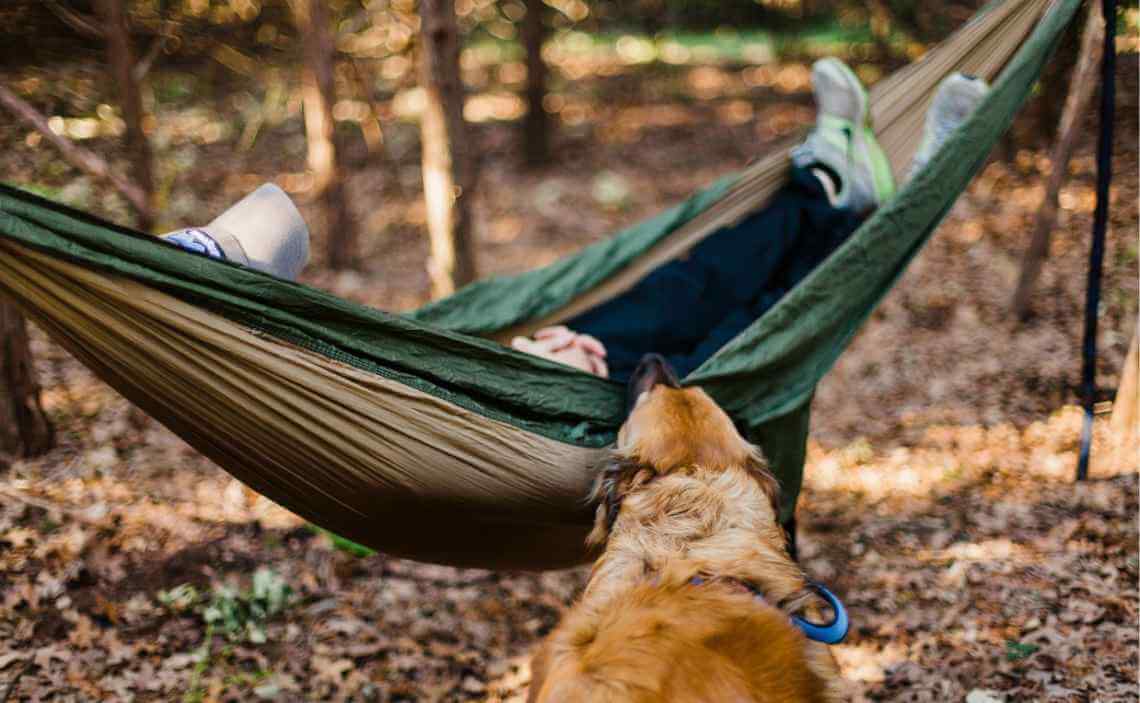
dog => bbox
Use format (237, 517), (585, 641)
(528, 355), (846, 702)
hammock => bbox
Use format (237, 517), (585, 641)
(0, 0), (1079, 570)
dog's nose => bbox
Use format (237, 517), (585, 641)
(627, 354), (681, 411)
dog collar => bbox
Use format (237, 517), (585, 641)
(690, 576), (849, 645)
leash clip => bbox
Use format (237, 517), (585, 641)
(791, 582), (849, 644)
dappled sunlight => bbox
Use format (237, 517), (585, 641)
(742, 63), (813, 93)
(0, 0), (1136, 698)
(464, 91), (525, 122)
(804, 408), (1132, 502)
(832, 641), (909, 684)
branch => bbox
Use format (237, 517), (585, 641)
(0, 83), (153, 219)
(1011, 2), (1104, 319)
(132, 34), (166, 82)
(42, 0), (104, 39)
(45, 0), (168, 83)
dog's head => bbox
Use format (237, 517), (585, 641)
(587, 354), (780, 547)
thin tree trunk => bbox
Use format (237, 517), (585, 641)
(419, 0), (477, 298)
(1112, 324), (1139, 445)
(0, 83), (152, 218)
(522, 0), (549, 166)
(1011, 2), (1104, 319)
(295, 0), (357, 270)
(96, 0), (155, 231)
(0, 301), (54, 467)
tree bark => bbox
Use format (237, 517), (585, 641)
(1011, 2), (1104, 320)
(418, 0), (478, 298)
(96, 0), (155, 231)
(522, 0), (550, 166)
(0, 301), (54, 467)
(1112, 323), (1139, 445)
(295, 0), (357, 270)
(0, 83), (153, 219)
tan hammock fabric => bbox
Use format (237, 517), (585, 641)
(494, 0), (1053, 342)
(0, 243), (603, 568)
(0, 0), (1060, 569)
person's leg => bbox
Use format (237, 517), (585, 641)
(572, 58), (886, 382)
(661, 164), (867, 377)
(664, 71), (992, 376)
(791, 58), (895, 216)
(908, 73), (990, 179)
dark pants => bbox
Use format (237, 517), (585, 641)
(569, 166), (865, 383)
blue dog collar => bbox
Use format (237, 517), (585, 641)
(689, 576), (850, 645)
(790, 583), (849, 644)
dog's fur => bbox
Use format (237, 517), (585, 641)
(528, 363), (844, 702)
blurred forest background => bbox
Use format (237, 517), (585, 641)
(0, 0), (1137, 701)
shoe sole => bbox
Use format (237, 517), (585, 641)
(813, 57), (869, 128)
(815, 58), (895, 204)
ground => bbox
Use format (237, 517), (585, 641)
(0, 17), (1137, 703)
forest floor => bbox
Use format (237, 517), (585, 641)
(0, 24), (1137, 703)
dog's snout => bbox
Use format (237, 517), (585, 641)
(627, 354), (681, 412)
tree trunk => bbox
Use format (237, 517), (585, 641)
(96, 0), (154, 231)
(1011, 1), (1104, 320)
(418, 0), (478, 298)
(522, 0), (550, 166)
(295, 0), (357, 270)
(0, 301), (54, 467)
(1112, 324), (1139, 446)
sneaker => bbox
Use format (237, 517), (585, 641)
(160, 183), (310, 281)
(791, 58), (895, 214)
(908, 73), (990, 179)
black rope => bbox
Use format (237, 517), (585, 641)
(1077, 0), (1117, 481)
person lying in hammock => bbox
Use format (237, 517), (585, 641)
(513, 62), (989, 382)
(163, 59), (988, 383)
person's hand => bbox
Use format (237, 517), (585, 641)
(511, 326), (608, 378)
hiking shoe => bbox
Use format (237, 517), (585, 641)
(791, 58), (895, 214)
(908, 73), (990, 179)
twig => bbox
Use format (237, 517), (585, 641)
(0, 83), (154, 220)
(0, 486), (107, 526)
(46, 0), (168, 84)
(132, 33), (169, 83)
(0, 658), (33, 703)
(42, 0), (104, 39)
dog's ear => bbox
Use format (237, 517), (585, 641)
(743, 452), (782, 518)
(586, 453), (655, 549)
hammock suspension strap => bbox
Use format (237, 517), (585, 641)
(1077, 0), (1117, 481)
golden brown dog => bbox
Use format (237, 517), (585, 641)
(528, 356), (845, 702)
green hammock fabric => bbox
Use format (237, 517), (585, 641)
(0, 0), (1078, 569)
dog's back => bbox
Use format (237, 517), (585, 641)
(529, 356), (843, 702)
(530, 575), (831, 703)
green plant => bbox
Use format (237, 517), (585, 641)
(157, 569), (293, 702)
(307, 524), (376, 557)
(1005, 640), (1040, 662)
(202, 568), (292, 644)
(157, 583), (201, 613)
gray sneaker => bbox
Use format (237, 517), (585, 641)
(791, 58), (895, 214)
(908, 73), (990, 179)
